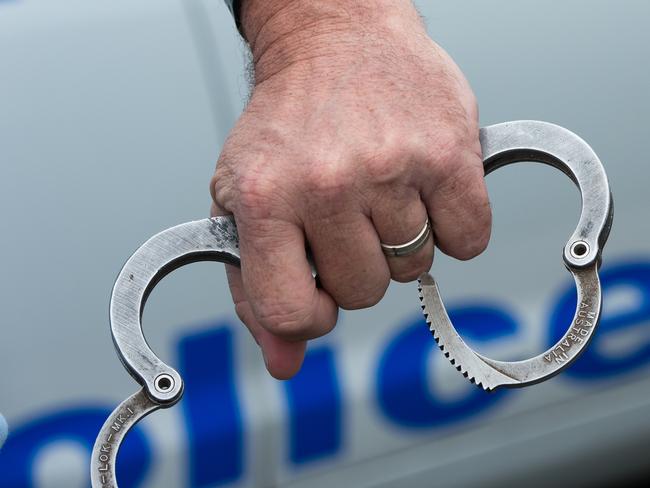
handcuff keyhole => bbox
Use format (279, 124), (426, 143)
(155, 374), (174, 392)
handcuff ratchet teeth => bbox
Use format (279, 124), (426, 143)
(419, 120), (613, 391)
(91, 120), (612, 486)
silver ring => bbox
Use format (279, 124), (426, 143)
(380, 219), (431, 257)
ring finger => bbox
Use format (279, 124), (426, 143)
(371, 188), (434, 283)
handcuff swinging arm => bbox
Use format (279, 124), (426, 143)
(91, 120), (612, 487)
(419, 120), (613, 391)
(91, 217), (242, 487)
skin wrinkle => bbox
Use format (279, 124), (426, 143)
(250, 11), (355, 83)
(247, 0), (426, 85)
(248, 291), (319, 339)
(241, 0), (288, 52)
(213, 0), (491, 379)
(253, 17), (351, 64)
(236, 171), (301, 224)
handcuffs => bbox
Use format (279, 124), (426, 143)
(91, 121), (613, 486)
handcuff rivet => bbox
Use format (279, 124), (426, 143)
(419, 121), (612, 391)
(570, 240), (590, 259)
(92, 121), (612, 486)
(155, 374), (174, 393)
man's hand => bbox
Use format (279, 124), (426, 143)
(211, 0), (491, 379)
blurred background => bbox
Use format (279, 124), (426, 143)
(1, 0), (649, 486)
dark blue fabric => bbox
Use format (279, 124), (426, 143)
(223, 0), (243, 35)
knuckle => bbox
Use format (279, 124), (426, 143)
(473, 222), (492, 256)
(254, 300), (313, 338)
(434, 127), (468, 162)
(233, 302), (253, 331)
(235, 170), (280, 218)
(360, 138), (411, 185)
(391, 253), (433, 283)
(452, 241), (486, 261)
(304, 161), (353, 196)
(364, 157), (399, 186)
(447, 225), (491, 261)
(337, 278), (389, 310)
(392, 268), (422, 283)
(435, 155), (485, 205)
(430, 123), (480, 169)
(211, 162), (236, 208)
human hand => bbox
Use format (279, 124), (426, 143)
(211, 0), (491, 379)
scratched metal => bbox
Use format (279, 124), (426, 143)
(90, 120), (613, 486)
(91, 217), (244, 487)
(110, 216), (241, 404)
(420, 120), (613, 391)
(90, 389), (161, 488)
(480, 121), (612, 269)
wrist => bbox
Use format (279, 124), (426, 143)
(240, 0), (427, 84)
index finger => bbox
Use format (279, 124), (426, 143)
(236, 215), (338, 341)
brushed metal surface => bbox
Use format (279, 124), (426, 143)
(91, 120), (613, 486)
(420, 121), (612, 390)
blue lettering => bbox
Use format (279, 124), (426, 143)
(179, 325), (243, 487)
(0, 407), (150, 487)
(377, 305), (516, 428)
(283, 346), (341, 464)
(549, 259), (650, 379)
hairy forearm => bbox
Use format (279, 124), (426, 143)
(239, 0), (427, 84)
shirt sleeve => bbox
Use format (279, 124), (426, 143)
(223, 0), (235, 16)
(223, 0), (243, 35)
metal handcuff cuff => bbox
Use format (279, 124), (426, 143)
(91, 120), (613, 486)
